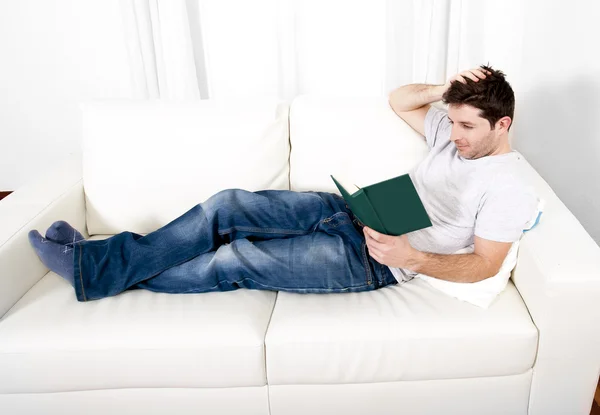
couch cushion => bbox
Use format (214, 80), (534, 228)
(80, 98), (290, 235)
(0, 236), (277, 393)
(265, 278), (538, 385)
(289, 94), (430, 193)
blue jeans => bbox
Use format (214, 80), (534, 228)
(72, 189), (398, 302)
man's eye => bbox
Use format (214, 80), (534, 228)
(464, 125), (472, 129)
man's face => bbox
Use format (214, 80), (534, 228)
(447, 104), (499, 160)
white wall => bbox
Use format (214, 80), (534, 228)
(511, 0), (600, 244)
(0, 0), (132, 190)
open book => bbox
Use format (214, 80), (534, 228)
(330, 173), (432, 236)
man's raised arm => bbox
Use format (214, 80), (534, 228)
(388, 85), (445, 137)
(388, 67), (491, 137)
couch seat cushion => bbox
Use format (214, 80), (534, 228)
(0, 236), (277, 393)
(265, 277), (537, 385)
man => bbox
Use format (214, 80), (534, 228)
(28, 64), (538, 302)
(384, 65), (538, 285)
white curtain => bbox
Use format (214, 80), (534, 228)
(120, 0), (200, 99)
(120, 0), (525, 101)
(188, 0), (470, 100)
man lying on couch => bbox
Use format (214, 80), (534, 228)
(28, 64), (539, 302)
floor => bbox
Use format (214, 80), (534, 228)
(593, 380), (600, 414)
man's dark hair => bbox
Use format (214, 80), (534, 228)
(442, 64), (515, 131)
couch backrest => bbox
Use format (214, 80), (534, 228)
(80, 99), (289, 235)
(288, 95), (430, 193)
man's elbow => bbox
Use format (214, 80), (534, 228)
(473, 255), (501, 282)
(388, 90), (406, 114)
(388, 93), (397, 112)
(388, 90), (397, 103)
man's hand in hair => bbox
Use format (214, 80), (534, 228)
(442, 67), (492, 94)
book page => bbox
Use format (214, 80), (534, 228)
(333, 174), (360, 195)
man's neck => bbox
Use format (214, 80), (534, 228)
(490, 140), (512, 156)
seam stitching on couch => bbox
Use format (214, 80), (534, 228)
(264, 292), (278, 413)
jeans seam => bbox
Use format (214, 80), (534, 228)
(325, 221), (351, 228)
(224, 277), (369, 292)
(378, 263), (386, 286)
(218, 226), (312, 236)
(322, 212), (352, 228)
(361, 241), (373, 285)
(78, 244), (87, 301)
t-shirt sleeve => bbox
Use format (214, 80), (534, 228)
(475, 185), (539, 243)
(424, 105), (452, 150)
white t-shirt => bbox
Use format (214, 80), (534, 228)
(388, 105), (539, 283)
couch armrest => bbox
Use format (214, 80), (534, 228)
(0, 154), (87, 318)
(512, 165), (600, 415)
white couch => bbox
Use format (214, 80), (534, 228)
(1, 95), (599, 415)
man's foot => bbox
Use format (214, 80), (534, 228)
(28, 230), (75, 286)
(45, 220), (85, 246)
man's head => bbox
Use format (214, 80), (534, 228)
(442, 64), (515, 160)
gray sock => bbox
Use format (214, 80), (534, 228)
(45, 220), (85, 246)
(28, 230), (75, 286)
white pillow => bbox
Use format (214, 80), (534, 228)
(80, 99), (290, 235)
(414, 198), (545, 308)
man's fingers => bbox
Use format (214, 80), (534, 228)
(367, 244), (383, 257)
(366, 238), (385, 252)
(450, 68), (492, 86)
(472, 68), (488, 79)
(364, 230), (385, 250)
(366, 243), (383, 260)
(364, 227), (386, 243)
(461, 71), (479, 82)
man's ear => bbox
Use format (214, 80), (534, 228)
(495, 116), (511, 133)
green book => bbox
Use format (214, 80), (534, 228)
(330, 173), (432, 236)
